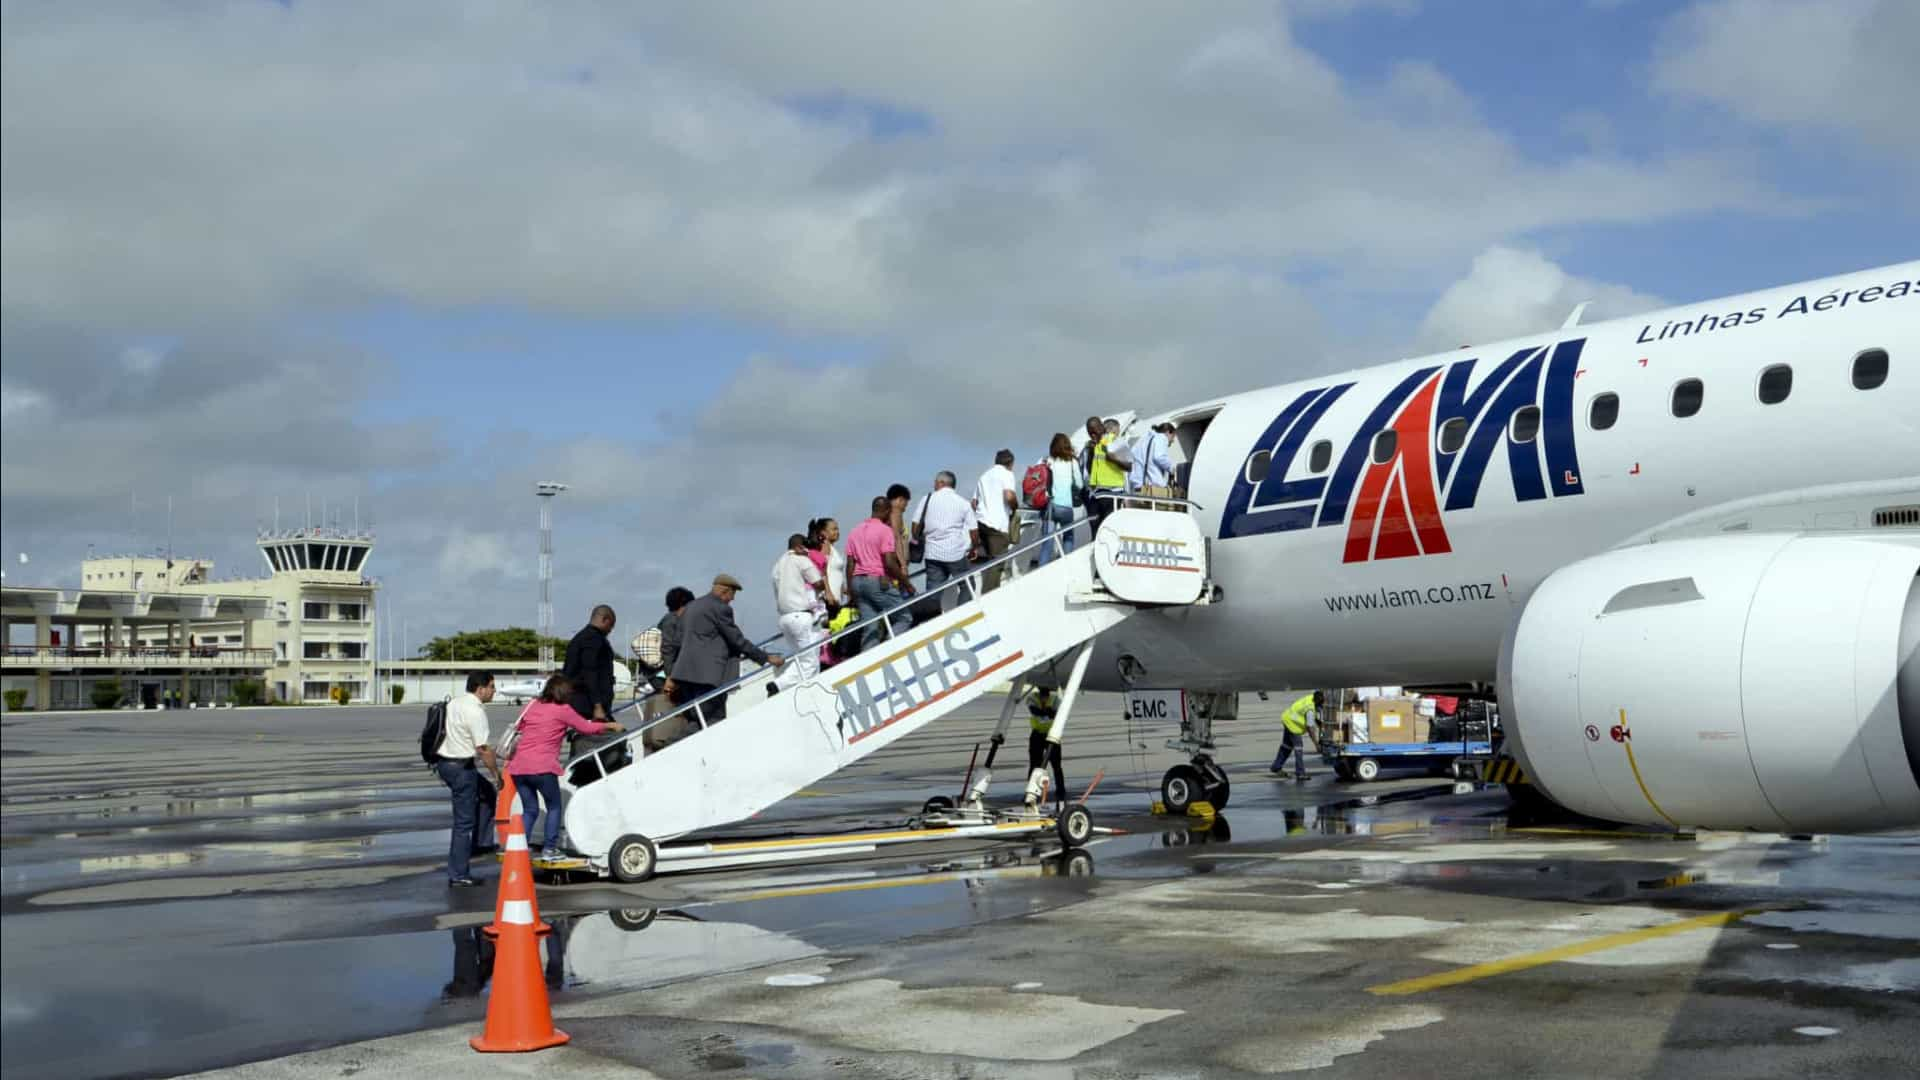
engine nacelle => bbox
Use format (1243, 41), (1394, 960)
(1499, 532), (1920, 833)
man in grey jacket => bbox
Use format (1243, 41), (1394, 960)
(666, 574), (783, 726)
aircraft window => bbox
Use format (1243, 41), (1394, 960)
(1589, 392), (1619, 430)
(1308, 439), (1332, 473)
(1245, 449), (1272, 483)
(1671, 378), (1704, 418)
(1371, 430), (1397, 464)
(1437, 417), (1467, 454)
(1853, 348), (1888, 390)
(1510, 405), (1541, 443)
(1757, 364), (1792, 405)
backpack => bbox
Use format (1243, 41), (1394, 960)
(418, 700), (448, 766)
(494, 704), (533, 766)
(1022, 461), (1053, 510)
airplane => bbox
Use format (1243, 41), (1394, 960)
(1066, 259), (1918, 835)
(496, 665), (635, 705)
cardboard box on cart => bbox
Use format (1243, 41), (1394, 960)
(1366, 697), (1430, 744)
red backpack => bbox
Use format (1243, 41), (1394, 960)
(1022, 461), (1053, 510)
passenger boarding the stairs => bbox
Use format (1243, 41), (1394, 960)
(972, 449), (1020, 593)
(1038, 433), (1085, 566)
(771, 533), (829, 694)
(1025, 687), (1068, 809)
(666, 574), (782, 723)
(1270, 691), (1323, 780)
(1128, 422), (1176, 505)
(804, 517), (846, 610)
(848, 496), (915, 650)
(507, 675), (623, 860)
(909, 471), (982, 619)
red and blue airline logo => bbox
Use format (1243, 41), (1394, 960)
(1219, 338), (1587, 562)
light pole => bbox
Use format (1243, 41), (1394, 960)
(535, 481), (568, 671)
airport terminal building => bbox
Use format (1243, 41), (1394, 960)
(1, 527), (379, 709)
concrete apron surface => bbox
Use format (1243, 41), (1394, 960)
(5, 699), (1917, 1078)
(179, 809), (1920, 1080)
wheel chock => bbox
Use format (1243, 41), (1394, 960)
(1187, 800), (1216, 820)
(1150, 800), (1168, 816)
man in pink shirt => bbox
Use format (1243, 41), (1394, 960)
(847, 495), (915, 651)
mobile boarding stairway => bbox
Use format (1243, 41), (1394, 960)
(559, 502), (1213, 881)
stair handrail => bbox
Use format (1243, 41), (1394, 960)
(569, 494), (1203, 778)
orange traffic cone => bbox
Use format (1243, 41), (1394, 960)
(484, 810), (551, 938)
(468, 895), (569, 1053)
(492, 774), (518, 850)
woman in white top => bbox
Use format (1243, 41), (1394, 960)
(807, 517), (847, 608)
(1040, 432), (1084, 566)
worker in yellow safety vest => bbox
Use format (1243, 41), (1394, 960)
(1024, 688), (1068, 808)
(1270, 691), (1323, 780)
(1083, 417), (1128, 538)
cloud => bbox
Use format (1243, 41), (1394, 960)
(1416, 247), (1665, 350)
(0, 3), (1814, 642)
(1, 0), (1787, 336)
(1652, 0), (1920, 163)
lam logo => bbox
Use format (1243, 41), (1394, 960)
(1219, 338), (1587, 562)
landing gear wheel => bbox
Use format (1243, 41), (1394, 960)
(609, 907), (658, 932)
(1057, 803), (1095, 848)
(922, 795), (955, 815)
(609, 833), (658, 883)
(1353, 757), (1381, 782)
(1161, 764), (1203, 814)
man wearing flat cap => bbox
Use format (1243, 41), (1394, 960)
(667, 573), (783, 725)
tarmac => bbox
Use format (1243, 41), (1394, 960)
(2, 695), (1916, 1079)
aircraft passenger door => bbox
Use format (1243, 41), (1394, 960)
(1169, 407), (1222, 500)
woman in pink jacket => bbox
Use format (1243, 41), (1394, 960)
(505, 675), (623, 859)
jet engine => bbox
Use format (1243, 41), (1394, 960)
(1499, 532), (1920, 833)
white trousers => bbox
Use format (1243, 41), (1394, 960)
(775, 610), (823, 690)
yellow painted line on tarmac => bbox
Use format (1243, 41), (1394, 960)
(790, 789), (834, 798)
(1367, 908), (1758, 996)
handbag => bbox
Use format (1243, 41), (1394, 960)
(493, 704), (532, 766)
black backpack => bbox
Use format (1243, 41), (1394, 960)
(418, 700), (448, 766)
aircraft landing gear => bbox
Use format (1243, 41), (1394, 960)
(1160, 692), (1237, 812)
(1160, 757), (1231, 813)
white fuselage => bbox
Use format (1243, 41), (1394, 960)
(1087, 261), (1920, 692)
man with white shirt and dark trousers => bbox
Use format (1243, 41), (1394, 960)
(435, 670), (501, 888)
(771, 533), (828, 693)
(1129, 421), (1177, 504)
(911, 471), (982, 618)
(973, 449), (1020, 592)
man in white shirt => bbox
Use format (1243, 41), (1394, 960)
(435, 671), (500, 887)
(911, 471), (981, 619)
(1131, 422), (1177, 504)
(972, 449), (1020, 593)
(771, 533), (827, 692)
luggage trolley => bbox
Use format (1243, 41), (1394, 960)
(1315, 690), (1501, 782)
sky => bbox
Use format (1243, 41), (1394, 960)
(2, 0), (1915, 650)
